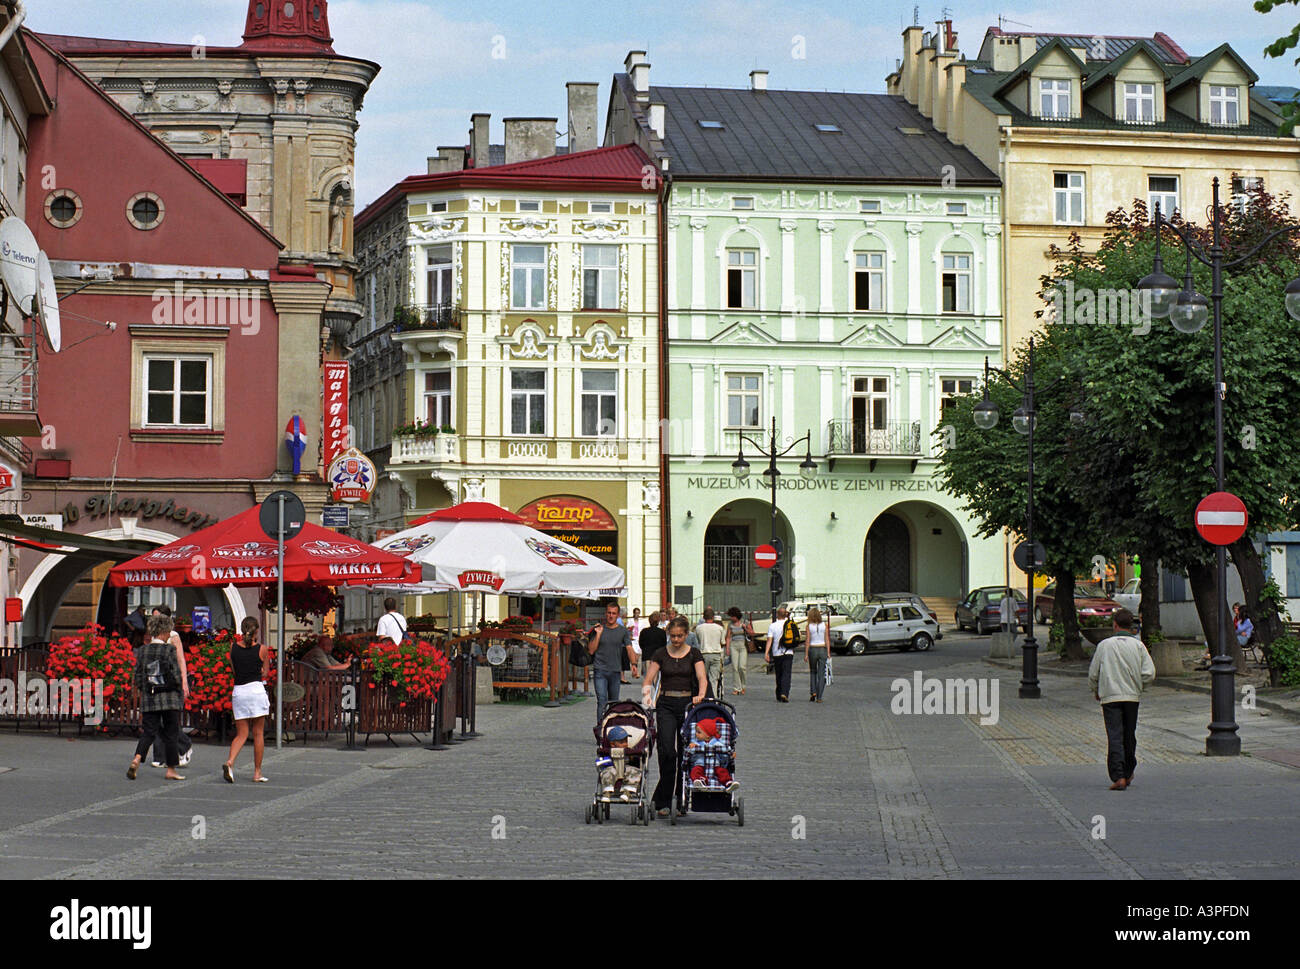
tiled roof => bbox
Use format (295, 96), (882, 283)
(984, 28), (1189, 64)
(646, 83), (998, 184)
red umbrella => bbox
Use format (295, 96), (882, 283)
(108, 505), (417, 587)
(408, 501), (525, 526)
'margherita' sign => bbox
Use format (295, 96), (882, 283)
(324, 361), (350, 470)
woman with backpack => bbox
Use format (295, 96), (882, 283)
(764, 607), (799, 702)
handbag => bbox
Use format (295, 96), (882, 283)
(144, 655), (179, 695)
(570, 639), (593, 668)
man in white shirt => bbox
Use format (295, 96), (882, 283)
(694, 607), (728, 696)
(1087, 608), (1156, 791)
(376, 597), (408, 644)
(763, 607), (797, 703)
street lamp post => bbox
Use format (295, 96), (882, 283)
(1137, 180), (1300, 757)
(732, 417), (817, 617)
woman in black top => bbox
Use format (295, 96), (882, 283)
(641, 615), (707, 818)
(222, 617), (270, 783)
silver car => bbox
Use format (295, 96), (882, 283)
(1112, 578), (1141, 614)
(830, 602), (939, 656)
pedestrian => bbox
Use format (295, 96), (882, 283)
(222, 616), (271, 783)
(725, 607), (752, 696)
(126, 613), (186, 782)
(588, 600), (636, 722)
(1087, 608), (1156, 791)
(999, 591), (1018, 634)
(638, 611), (666, 688)
(805, 606), (829, 702)
(376, 596), (407, 644)
(641, 615), (707, 818)
(148, 605), (192, 768)
(123, 604), (146, 648)
(764, 607), (798, 702)
(627, 609), (645, 682)
(695, 606), (726, 696)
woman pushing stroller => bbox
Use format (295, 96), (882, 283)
(641, 615), (707, 819)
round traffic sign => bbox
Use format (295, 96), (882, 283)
(754, 544), (778, 569)
(259, 490), (307, 541)
(1195, 492), (1247, 546)
(1013, 540), (1046, 573)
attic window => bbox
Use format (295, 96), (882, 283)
(517, 200), (541, 212)
(698, 120), (725, 130)
(589, 201), (613, 214)
(430, 201), (448, 213)
(897, 126), (925, 136)
(859, 199), (882, 214)
(946, 202), (968, 216)
(732, 196), (754, 210)
(813, 123), (842, 133)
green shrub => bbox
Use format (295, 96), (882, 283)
(1049, 620), (1065, 657)
(1265, 634), (1300, 687)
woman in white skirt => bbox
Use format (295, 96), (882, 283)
(222, 616), (270, 783)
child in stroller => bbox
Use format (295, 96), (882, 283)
(586, 700), (655, 825)
(687, 718), (737, 791)
(675, 700), (744, 825)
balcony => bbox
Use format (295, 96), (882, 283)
(390, 432), (460, 466)
(393, 303), (461, 332)
(826, 419), (922, 472)
(0, 338), (40, 436)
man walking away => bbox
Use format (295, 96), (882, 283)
(695, 607), (726, 696)
(376, 597), (407, 644)
(589, 600), (635, 722)
(1088, 608), (1155, 790)
(764, 607), (798, 703)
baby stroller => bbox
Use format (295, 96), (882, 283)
(585, 700), (655, 826)
(675, 698), (743, 826)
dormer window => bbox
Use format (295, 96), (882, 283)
(1209, 86), (1239, 126)
(1039, 79), (1071, 118)
(1123, 83), (1155, 124)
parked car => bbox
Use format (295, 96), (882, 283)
(866, 592), (942, 629)
(1034, 581), (1119, 625)
(1112, 578), (1141, 614)
(954, 587), (1029, 635)
(830, 601), (941, 655)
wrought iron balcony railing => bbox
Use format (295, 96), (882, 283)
(826, 419), (922, 457)
(392, 303), (461, 332)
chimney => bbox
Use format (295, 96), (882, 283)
(749, 69), (768, 91)
(470, 112), (490, 168)
(941, 19), (957, 52)
(504, 117), (558, 163)
(625, 49), (650, 101)
(566, 82), (599, 153)
(648, 101), (665, 140)
(902, 25), (924, 105)
(947, 59), (967, 145)
(427, 146), (467, 173)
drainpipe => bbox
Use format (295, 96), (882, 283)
(657, 164), (672, 611)
(999, 123), (1012, 590)
(0, 2), (27, 52)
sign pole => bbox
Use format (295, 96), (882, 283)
(276, 494), (285, 750)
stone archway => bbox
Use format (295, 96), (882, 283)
(863, 502), (968, 600)
(702, 499), (794, 614)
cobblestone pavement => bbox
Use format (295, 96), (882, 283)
(1, 633), (1297, 878)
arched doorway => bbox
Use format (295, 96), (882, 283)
(703, 499), (793, 615)
(865, 513), (911, 594)
(863, 502), (968, 601)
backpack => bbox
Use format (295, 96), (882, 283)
(781, 619), (801, 647)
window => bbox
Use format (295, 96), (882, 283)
(941, 254), (972, 313)
(1123, 83), (1155, 123)
(126, 191), (164, 230)
(726, 374), (761, 428)
(44, 189), (83, 228)
(580, 370), (618, 437)
(732, 196), (754, 210)
(509, 369), (547, 435)
(517, 200), (541, 212)
(854, 252), (885, 311)
(144, 355), (211, 427)
(1039, 78), (1071, 118)
(1209, 86), (1239, 126)
(589, 201), (613, 214)
(424, 371), (451, 428)
(1148, 175), (1179, 218)
(582, 245), (619, 309)
(698, 120), (725, 129)
(859, 199), (881, 214)
(511, 244), (546, 310)
(1231, 175), (1264, 213)
(813, 123), (842, 133)
(726, 249), (757, 308)
(1053, 172), (1084, 225)
(946, 202), (967, 216)
(940, 376), (975, 420)
(426, 245), (452, 307)
(430, 201), (448, 213)
(851, 376), (889, 452)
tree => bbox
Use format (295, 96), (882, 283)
(1258, 0), (1300, 134)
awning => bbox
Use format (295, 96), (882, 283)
(0, 514), (157, 561)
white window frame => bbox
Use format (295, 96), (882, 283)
(938, 375), (976, 424)
(849, 375), (891, 444)
(509, 368), (548, 436)
(1231, 175), (1263, 214)
(423, 368), (453, 429)
(724, 372), (763, 429)
(425, 244), (453, 307)
(1039, 78), (1071, 118)
(1053, 171), (1085, 225)
(726, 248), (758, 309)
(588, 201), (613, 214)
(517, 199), (541, 212)
(581, 244), (619, 310)
(430, 200), (448, 213)
(853, 251), (885, 312)
(1209, 86), (1239, 126)
(731, 196), (754, 210)
(941, 253), (973, 314)
(142, 353), (213, 428)
(1148, 175), (1179, 218)
(859, 199), (882, 214)
(1123, 82), (1155, 124)
(510, 243), (547, 311)
(578, 368), (619, 438)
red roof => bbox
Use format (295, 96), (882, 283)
(411, 502), (525, 526)
(357, 143), (657, 232)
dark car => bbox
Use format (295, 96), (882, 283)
(1034, 581), (1119, 625)
(954, 587), (1029, 635)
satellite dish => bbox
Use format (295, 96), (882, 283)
(0, 217), (39, 316)
(35, 252), (61, 353)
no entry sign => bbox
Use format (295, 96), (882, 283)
(754, 544), (778, 569)
(1195, 492), (1248, 546)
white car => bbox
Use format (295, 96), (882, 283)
(830, 602), (940, 655)
(1112, 578), (1141, 614)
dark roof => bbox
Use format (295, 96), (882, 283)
(1167, 43), (1259, 92)
(982, 28), (1189, 64)
(1257, 85), (1300, 106)
(647, 84), (998, 185)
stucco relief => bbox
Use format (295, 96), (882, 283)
(502, 216), (557, 238)
(160, 93), (211, 112)
(546, 244), (559, 310)
(641, 480), (661, 514)
(618, 243), (629, 311)
(573, 218), (627, 240)
(410, 216), (465, 242)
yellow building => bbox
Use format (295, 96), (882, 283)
(889, 22), (1300, 353)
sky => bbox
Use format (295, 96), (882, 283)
(25, 0), (1300, 208)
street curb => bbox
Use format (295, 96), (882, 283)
(982, 656), (1300, 724)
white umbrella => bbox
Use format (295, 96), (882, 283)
(372, 501), (626, 598)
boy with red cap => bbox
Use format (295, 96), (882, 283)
(687, 718), (737, 791)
